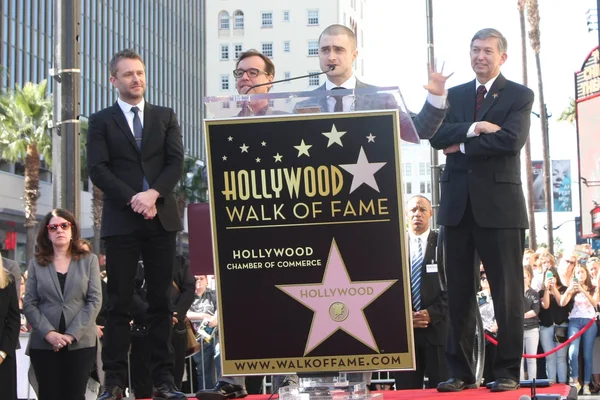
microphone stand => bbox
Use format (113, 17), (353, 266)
(244, 65), (335, 92)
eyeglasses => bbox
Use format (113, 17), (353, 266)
(47, 222), (72, 232)
(232, 68), (269, 79)
(566, 260), (576, 265)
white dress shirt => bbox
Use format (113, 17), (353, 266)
(117, 97), (145, 136)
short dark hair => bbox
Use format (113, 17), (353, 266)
(318, 24), (357, 49)
(236, 49), (275, 76)
(471, 28), (507, 54)
(406, 195), (431, 206)
(35, 209), (89, 266)
(109, 49), (145, 77)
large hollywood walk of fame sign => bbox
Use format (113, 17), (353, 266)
(204, 110), (414, 375)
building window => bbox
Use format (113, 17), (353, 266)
(307, 10), (319, 25)
(262, 12), (273, 27)
(283, 10), (290, 22)
(426, 182), (431, 193)
(308, 71), (320, 87)
(420, 182), (425, 193)
(219, 11), (230, 30)
(308, 40), (319, 56)
(222, 102), (230, 109)
(284, 41), (291, 52)
(406, 182), (412, 195)
(405, 163), (412, 177)
(234, 44), (243, 59)
(284, 72), (291, 81)
(419, 162), (430, 176)
(221, 75), (230, 91)
(233, 10), (244, 29)
(262, 42), (273, 58)
(220, 44), (229, 60)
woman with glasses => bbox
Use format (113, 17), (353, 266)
(560, 263), (598, 395)
(24, 209), (102, 400)
(538, 256), (571, 384)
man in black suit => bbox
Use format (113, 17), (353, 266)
(295, 24), (451, 143)
(430, 28), (534, 393)
(88, 49), (185, 400)
(393, 195), (448, 389)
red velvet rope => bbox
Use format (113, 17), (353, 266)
(484, 317), (597, 359)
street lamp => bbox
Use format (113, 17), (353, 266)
(543, 219), (574, 231)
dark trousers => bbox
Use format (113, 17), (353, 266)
(102, 218), (177, 388)
(393, 337), (447, 389)
(444, 203), (525, 382)
(131, 333), (153, 399)
(30, 347), (96, 400)
(172, 329), (187, 389)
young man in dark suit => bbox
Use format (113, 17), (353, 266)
(393, 195), (448, 389)
(88, 49), (185, 400)
(296, 24), (451, 143)
(430, 28), (534, 393)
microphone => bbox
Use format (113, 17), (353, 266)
(244, 65), (335, 93)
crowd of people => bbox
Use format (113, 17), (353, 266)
(480, 246), (600, 396)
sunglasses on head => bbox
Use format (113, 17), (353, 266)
(47, 222), (72, 231)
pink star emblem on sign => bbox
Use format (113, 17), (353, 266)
(276, 239), (397, 355)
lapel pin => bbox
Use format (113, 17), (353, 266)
(492, 93), (499, 98)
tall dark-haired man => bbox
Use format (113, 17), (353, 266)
(430, 28), (534, 393)
(88, 49), (185, 400)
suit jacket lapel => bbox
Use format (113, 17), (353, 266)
(463, 80), (477, 122)
(48, 264), (64, 301)
(111, 102), (139, 152)
(142, 102), (158, 152)
(477, 73), (507, 121)
(354, 79), (372, 111)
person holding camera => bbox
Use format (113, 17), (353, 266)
(560, 263), (599, 395)
(538, 256), (571, 384)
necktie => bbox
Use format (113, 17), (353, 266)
(410, 238), (424, 311)
(474, 85), (487, 120)
(332, 86), (345, 112)
(131, 106), (149, 191)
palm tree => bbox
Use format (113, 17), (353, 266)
(0, 80), (53, 263)
(175, 156), (207, 255)
(526, 0), (554, 253)
(558, 98), (576, 124)
(518, 0), (537, 249)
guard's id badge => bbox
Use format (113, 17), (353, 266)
(426, 263), (438, 273)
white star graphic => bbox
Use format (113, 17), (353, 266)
(339, 147), (387, 194)
(227, 136), (233, 142)
(277, 239), (396, 355)
(322, 124), (346, 147)
(256, 157), (261, 163)
(294, 140), (312, 157)
(240, 143), (249, 153)
(261, 141), (267, 146)
(273, 153), (283, 162)
(222, 155), (227, 161)
(366, 133), (376, 143)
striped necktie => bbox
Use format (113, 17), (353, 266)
(410, 238), (424, 310)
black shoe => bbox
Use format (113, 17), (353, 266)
(97, 386), (123, 400)
(437, 378), (478, 392)
(196, 381), (248, 400)
(490, 378), (520, 392)
(153, 382), (186, 399)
